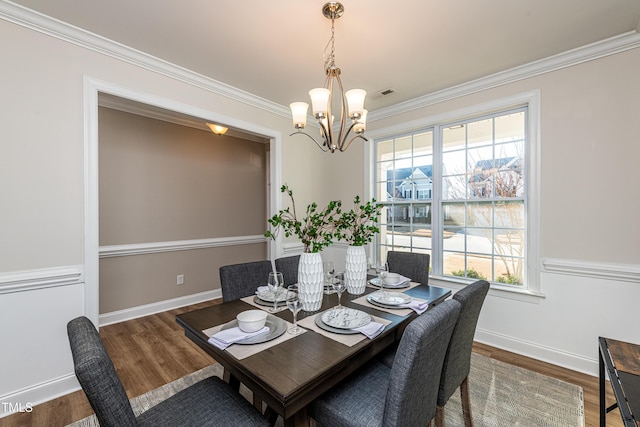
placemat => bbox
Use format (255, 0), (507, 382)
(297, 312), (391, 347)
(241, 295), (289, 313)
(203, 320), (305, 360)
(352, 293), (429, 317)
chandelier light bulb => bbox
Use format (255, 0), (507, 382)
(309, 88), (330, 117)
(345, 89), (366, 118)
(290, 102), (309, 129)
(354, 109), (367, 134)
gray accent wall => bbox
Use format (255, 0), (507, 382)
(98, 107), (267, 313)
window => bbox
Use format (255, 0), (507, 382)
(374, 106), (530, 288)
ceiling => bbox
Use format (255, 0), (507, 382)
(8, 0), (640, 113)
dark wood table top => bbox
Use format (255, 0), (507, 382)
(176, 284), (451, 424)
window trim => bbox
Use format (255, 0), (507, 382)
(365, 90), (542, 298)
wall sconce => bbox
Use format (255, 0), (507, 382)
(206, 123), (228, 136)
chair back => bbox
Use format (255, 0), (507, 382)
(437, 280), (490, 406)
(219, 260), (274, 302)
(67, 316), (137, 427)
(274, 255), (300, 286)
(386, 251), (430, 285)
(383, 299), (461, 426)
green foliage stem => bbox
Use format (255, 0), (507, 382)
(264, 184), (341, 253)
(335, 196), (383, 246)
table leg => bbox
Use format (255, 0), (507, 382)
(283, 408), (310, 427)
(599, 345), (605, 427)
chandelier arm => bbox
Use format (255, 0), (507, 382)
(339, 133), (368, 152)
(317, 120), (335, 152)
(334, 71), (348, 149)
(290, 131), (330, 152)
(325, 72), (336, 151)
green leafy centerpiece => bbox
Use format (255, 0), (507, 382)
(265, 185), (341, 311)
(336, 196), (382, 294)
(265, 184), (341, 253)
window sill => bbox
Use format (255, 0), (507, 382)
(429, 276), (546, 304)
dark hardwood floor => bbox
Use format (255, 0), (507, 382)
(0, 299), (623, 427)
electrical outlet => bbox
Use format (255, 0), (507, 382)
(177, 274), (184, 285)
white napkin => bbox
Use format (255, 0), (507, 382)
(400, 300), (429, 314)
(382, 275), (411, 288)
(208, 326), (270, 350)
(256, 286), (269, 294)
(353, 321), (385, 339)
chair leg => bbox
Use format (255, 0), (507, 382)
(460, 376), (474, 427)
(435, 405), (445, 427)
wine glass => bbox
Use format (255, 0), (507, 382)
(323, 262), (335, 294)
(332, 272), (346, 310)
(376, 262), (389, 296)
(286, 285), (302, 335)
(267, 271), (284, 313)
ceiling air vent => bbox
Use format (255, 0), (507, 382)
(372, 88), (395, 99)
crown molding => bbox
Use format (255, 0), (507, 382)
(2, 1), (640, 126)
(369, 31), (640, 122)
(0, 0), (290, 119)
(98, 93), (270, 143)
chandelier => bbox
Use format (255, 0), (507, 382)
(289, 2), (367, 153)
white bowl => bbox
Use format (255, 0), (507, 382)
(236, 310), (268, 333)
(383, 273), (401, 285)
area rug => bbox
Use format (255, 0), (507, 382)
(67, 353), (584, 427)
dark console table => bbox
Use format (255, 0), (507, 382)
(599, 337), (640, 427)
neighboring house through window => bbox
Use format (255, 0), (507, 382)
(372, 95), (539, 291)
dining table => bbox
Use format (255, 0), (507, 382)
(176, 280), (451, 426)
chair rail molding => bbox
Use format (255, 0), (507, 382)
(542, 258), (640, 283)
(99, 235), (267, 258)
(0, 265), (84, 294)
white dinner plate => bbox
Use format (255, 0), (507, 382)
(368, 277), (411, 289)
(321, 307), (371, 330)
(256, 288), (289, 303)
(314, 313), (360, 335)
(368, 291), (412, 306)
(253, 296), (287, 308)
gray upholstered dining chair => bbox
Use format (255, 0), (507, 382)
(386, 251), (430, 286)
(309, 299), (461, 427)
(435, 279), (490, 427)
(219, 260), (273, 302)
(274, 255), (300, 286)
(67, 316), (269, 427)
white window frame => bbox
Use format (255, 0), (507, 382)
(365, 91), (542, 300)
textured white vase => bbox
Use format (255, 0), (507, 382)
(298, 252), (324, 311)
(345, 245), (367, 295)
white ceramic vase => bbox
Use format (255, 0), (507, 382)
(345, 245), (367, 295)
(297, 252), (324, 311)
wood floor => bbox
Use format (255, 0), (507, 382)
(0, 299), (624, 427)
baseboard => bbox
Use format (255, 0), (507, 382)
(475, 328), (597, 377)
(99, 289), (221, 326)
(0, 374), (79, 419)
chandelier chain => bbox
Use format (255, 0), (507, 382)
(324, 15), (337, 71)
